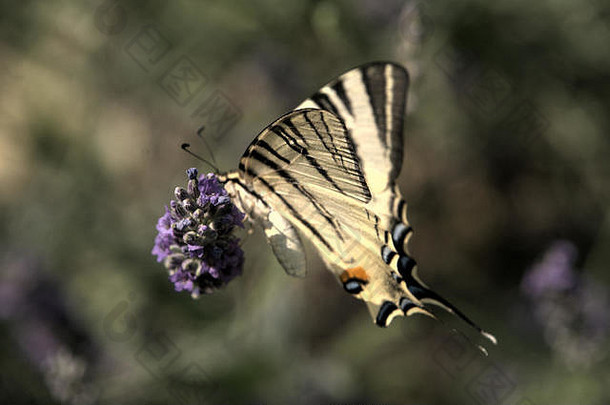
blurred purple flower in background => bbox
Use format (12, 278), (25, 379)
(152, 168), (245, 298)
(0, 253), (98, 404)
(520, 240), (609, 369)
(521, 240), (578, 298)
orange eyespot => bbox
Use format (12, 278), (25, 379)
(340, 266), (369, 284)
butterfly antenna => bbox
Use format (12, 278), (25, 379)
(196, 126), (218, 169)
(181, 143), (219, 173)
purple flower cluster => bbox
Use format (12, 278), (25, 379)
(520, 240), (610, 368)
(520, 240), (578, 298)
(152, 168), (245, 298)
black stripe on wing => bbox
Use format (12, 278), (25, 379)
(363, 63), (409, 181)
(360, 65), (387, 147)
(311, 93), (340, 117)
(255, 140), (291, 165)
(391, 223), (412, 255)
(331, 79), (352, 115)
(376, 301), (399, 326)
(223, 175), (270, 209)
(303, 111), (347, 170)
(305, 62), (409, 186)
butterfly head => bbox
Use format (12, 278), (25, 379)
(152, 168), (246, 298)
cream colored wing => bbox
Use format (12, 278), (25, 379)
(297, 62), (410, 233)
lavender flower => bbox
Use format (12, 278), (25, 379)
(152, 169), (245, 298)
(520, 240), (578, 299)
(520, 240), (610, 369)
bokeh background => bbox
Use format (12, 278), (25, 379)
(1, 0), (609, 404)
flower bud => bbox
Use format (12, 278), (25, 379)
(182, 199), (197, 213)
(183, 231), (204, 246)
(174, 187), (189, 201)
(171, 200), (188, 218)
(188, 178), (200, 199)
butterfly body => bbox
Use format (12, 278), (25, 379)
(220, 62), (495, 343)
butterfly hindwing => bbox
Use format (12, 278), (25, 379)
(264, 210), (307, 278)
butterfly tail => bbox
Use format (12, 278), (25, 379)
(404, 274), (497, 345)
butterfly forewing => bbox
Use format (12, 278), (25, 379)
(239, 109), (370, 263)
(297, 62), (409, 231)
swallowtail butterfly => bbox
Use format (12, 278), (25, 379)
(220, 62), (496, 345)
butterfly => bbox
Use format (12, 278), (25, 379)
(219, 61), (496, 344)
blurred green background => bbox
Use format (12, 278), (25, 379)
(1, 0), (609, 404)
